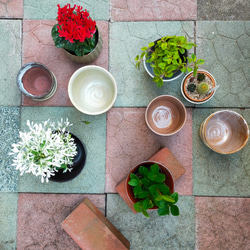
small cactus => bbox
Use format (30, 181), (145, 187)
(187, 83), (196, 92)
(197, 82), (209, 94)
(197, 73), (205, 82)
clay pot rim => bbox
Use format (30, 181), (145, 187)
(125, 161), (175, 210)
(145, 95), (187, 136)
(203, 110), (249, 154)
(181, 70), (216, 104)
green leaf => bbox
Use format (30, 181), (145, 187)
(141, 46), (148, 51)
(191, 53), (196, 62)
(133, 185), (143, 196)
(158, 205), (170, 216)
(148, 42), (155, 48)
(130, 173), (139, 180)
(170, 205), (180, 216)
(161, 195), (175, 203)
(155, 173), (166, 183)
(161, 42), (168, 50)
(171, 192), (179, 203)
(134, 201), (143, 212)
(128, 179), (140, 186)
(142, 210), (150, 217)
(139, 166), (149, 177)
(150, 164), (159, 174)
(187, 67), (193, 73)
(143, 198), (152, 210)
(82, 121), (90, 124)
(135, 55), (139, 61)
(141, 178), (150, 187)
(158, 62), (166, 69)
(140, 51), (145, 59)
(197, 59), (205, 65)
(158, 185), (170, 195)
(138, 191), (150, 199)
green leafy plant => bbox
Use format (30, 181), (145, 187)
(197, 73), (206, 82)
(135, 35), (205, 87)
(128, 163), (179, 217)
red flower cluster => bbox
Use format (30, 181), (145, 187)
(57, 4), (96, 43)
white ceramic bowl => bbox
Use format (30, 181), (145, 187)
(68, 66), (117, 115)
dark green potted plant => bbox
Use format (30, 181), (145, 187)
(126, 161), (179, 217)
(135, 35), (204, 87)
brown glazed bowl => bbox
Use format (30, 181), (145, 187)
(125, 161), (174, 210)
(200, 110), (249, 154)
(145, 95), (187, 136)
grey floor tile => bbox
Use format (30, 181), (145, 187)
(107, 194), (195, 250)
(193, 108), (250, 196)
(24, 0), (110, 20)
(197, 0), (250, 21)
(196, 21), (250, 107)
(0, 107), (20, 192)
(0, 193), (18, 250)
(17, 106), (106, 193)
(0, 20), (21, 106)
(110, 21), (195, 107)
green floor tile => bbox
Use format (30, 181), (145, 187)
(193, 108), (250, 196)
(0, 193), (18, 250)
(196, 21), (250, 107)
(0, 107), (20, 192)
(0, 20), (21, 106)
(110, 21), (195, 107)
(24, 0), (110, 20)
(107, 194), (195, 250)
(17, 106), (106, 193)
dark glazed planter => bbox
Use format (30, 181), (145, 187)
(17, 62), (57, 101)
(50, 133), (87, 182)
(63, 26), (103, 64)
(125, 161), (175, 210)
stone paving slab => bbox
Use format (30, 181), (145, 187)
(196, 21), (250, 107)
(195, 197), (250, 249)
(0, 193), (18, 250)
(22, 20), (109, 106)
(193, 108), (250, 197)
(0, 107), (20, 192)
(198, 0), (250, 21)
(111, 0), (197, 22)
(17, 106), (106, 193)
(0, 0), (23, 18)
(107, 194), (195, 250)
(105, 107), (193, 196)
(17, 193), (105, 250)
(110, 21), (195, 107)
(0, 20), (21, 106)
(23, 0), (110, 20)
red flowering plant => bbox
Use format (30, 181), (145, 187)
(51, 4), (97, 57)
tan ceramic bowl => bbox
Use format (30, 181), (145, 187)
(145, 95), (187, 136)
(200, 110), (249, 154)
(68, 66), (117, 115)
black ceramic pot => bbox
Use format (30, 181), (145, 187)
(50, 133), (86, 182)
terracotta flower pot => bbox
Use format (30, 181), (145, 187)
(181, 70), (216, 104)
(145, 95), (187, 136)
(200, 110), (249, 154)
(17, 62), (57, 101)
(63, 26), (103, 64)
(125, 161), (175, 210)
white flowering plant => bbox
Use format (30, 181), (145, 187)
(9, 119), (77, 183)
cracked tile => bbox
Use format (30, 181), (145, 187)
(17, 193), (105, 250)
(0, 20), (21, 106)
(105, 107), (193, 196)
(0, 0), (23, 18)
(195, 197), (250, 249)
(107, 194), (195, 250)
(193, 108), (250, 196)
(17, 106), (106, 193)
(196, 21), (250, 107)
(0, 107), (20, 192)
(22, 20), (109, 106)
(0, 193), (18, 249)
(111, 0), (197, 21)
(110, 21), (195, 107)
(23, 0), (110, 20)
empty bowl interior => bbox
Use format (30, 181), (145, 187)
(146, 95), (187, 136)
(205, 111), (249, 154)
(68, 67), (117, 115)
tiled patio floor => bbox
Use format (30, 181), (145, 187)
(0, 1), (250, 250)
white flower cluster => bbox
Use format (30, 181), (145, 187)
(9, 118), (77, 183)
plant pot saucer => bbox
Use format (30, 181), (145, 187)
(181, 69), (216, 105)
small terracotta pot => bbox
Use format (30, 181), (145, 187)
(17, 62), (57, 101)
(200, 110), (249, 154)
(63, 26), (103, 64)
(181, 70), (216, 104)
(145, 95), (187, 136)
(125, 161), (175, 210)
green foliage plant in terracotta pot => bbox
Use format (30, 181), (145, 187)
(9, 119), (86, 183)
(51, 4), (103, 64)
(135, 36), (205, 87)
(126, 161), (179, 217)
